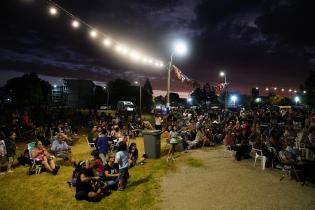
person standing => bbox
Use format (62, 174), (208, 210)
(115, 141), (129, 191)
(155, 114), (163, 130)
(96, 128), (109, 164)
(5, 131), (17, 173)
(167, 126), (180, 161)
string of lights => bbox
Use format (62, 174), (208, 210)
(254, 87), (306, 94)
(40, 0), (165, 68)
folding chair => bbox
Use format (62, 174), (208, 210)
(85, 137), (95, 148)
(253, 148), (267, 170)
(27, 142), (42, 175)
(223, 145), (234, 158)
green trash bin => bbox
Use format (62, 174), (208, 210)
(142, 130), (162, 159)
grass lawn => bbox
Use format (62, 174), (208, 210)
(0, 134), (182, 210)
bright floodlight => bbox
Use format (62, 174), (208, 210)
(231, 95), (237, 102)
(159, 62), (164, 67)
(53, 84), (57, 88)
(255, 98), (261, 103)
(281, 88), (285, 92)
(121, 46), (129, 55)
(219, 71), (225, 77)
(294, 96), (300, 103)
(90, 30), (98, 38)
(72, 20), (80, 28)
(294, 90), (297, 93)
(134, 81), (139, 85)
(274, 87), (277, 91)
(289, 89), (292, 92)
(303, 90), (307, 94)
(265, 88), (269, 91)
(187, 97), (192, 103)
(49, 7), (57, 15)
(255, 87), (259, 90)
(173, 41), (188, 56)
(148, 59), (153, 63)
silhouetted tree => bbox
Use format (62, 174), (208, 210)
(142, 78), (153, 112)
(302, 71), (315, 109)
(4, 73), (51, 109)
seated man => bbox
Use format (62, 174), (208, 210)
(31, 140), (59, 175)
(75, 160), (107, 202)
(51, 133), (72, 161)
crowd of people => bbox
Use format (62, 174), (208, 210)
(1, 105), (315, 202)
(161, 106), (315, 183)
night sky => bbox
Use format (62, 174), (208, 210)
(1, 0), (315, 94)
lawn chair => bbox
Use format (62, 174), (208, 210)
(223, 145), (234, 158)
(27, 142), (42, 175)
(253, 148), (267, 170)
(85, 137), (95, 148)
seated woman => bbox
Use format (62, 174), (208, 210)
(31, 140), (59, 175)
(104, 153), (120, 190)
(75, 160), (106, 202)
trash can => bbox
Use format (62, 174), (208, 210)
(142, 130), (162, 159)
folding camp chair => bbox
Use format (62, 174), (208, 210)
(27, 142), (43, 175)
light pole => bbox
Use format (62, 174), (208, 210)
(166, 41), (188, 107)
(294, 96), (300, 106)
(231, 95), (237, 107)
(220, 71), (227, 111)
(103, 86), (110, 107)
(134, 81), (141, 115)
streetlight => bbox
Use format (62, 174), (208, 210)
(231, 95), (237, 107)
(166, 40), (188, 107)
(103, 86), (110, 107)
(294, 96), (300, 105)
(255, 98), (261, 103)
(187, 97), (192, 104)
(134, 81), (141, 116)
(219, 71), (227, 110)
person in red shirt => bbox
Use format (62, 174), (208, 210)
(91, 150), (104, 179)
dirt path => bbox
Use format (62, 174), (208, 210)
(160, 147), (315, 210)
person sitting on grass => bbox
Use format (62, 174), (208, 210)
(128, 143), (138, 167)
(115, 141), (129, 191)
(75, 160), (107, 202)
(51, 133), (72, 161)
(104, 153), (120, 190)
(91, 150), (104, 179)
(31, 140), (59, 175)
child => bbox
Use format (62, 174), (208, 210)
(5, 132), (17, 173)
(91, 150), (105, 179)
(0, 139), (7, 175)
(128, 143), (138, 168)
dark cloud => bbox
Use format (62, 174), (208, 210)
(0, 0), (314, 94)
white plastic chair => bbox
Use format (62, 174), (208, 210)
(253, 148), (266, 170)
(223, 145), (234, 158)
(85, 137), (95, 148)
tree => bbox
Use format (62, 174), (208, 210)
(154, 95), (165, 105)
(107, 79), (134, 108)
(302, 71), (315, 109)
(169, 92), (180, 106)
(142, 78), (153, 112)
(191, 88), (205, 106)
(4, 73), (51, 109)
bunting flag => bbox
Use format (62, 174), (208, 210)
(171, 65), (200, 88)
(214, 82), (229, 93)
(172, 65), (190, 82)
